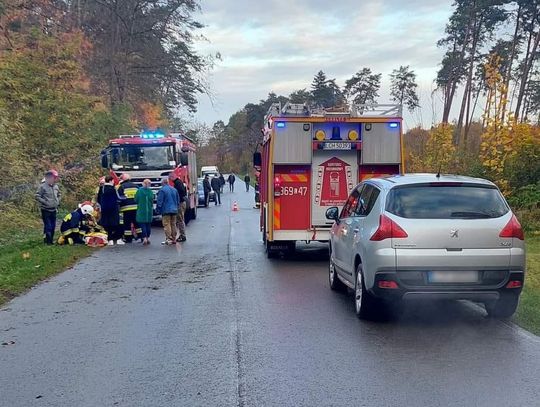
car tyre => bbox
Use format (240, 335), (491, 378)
(485, 294), (519, 319)
(329, 257), (346, 292)
(354, 263), (380, 320)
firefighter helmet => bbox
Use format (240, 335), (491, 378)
(80, 204), (94, 216)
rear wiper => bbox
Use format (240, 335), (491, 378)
(450, 211), (492, 218)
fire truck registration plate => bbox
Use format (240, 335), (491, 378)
(323, 142), (351, 150)
(281, 186), (308, 196)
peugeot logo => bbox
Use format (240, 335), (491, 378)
(450, 229), (459, 238)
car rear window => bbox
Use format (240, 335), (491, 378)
(385, 184), (509, 219)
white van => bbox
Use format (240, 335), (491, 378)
(201, 165), (219, 177)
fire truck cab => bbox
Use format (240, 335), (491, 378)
(100, 130), (198, 221)
(256, 103), (404, 257)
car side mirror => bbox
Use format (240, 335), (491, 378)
(253, 152), (262, 167)
(325, 207), (340, 222)
(179, 152), (189, 166)
(100, 153), (108, 169)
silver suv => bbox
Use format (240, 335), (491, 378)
(326, 174), (526, 320)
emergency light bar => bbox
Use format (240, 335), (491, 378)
(141, 130), (165, 139)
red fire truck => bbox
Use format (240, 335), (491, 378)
(100, 130), (198, 221)
(255, 103), (404, 257)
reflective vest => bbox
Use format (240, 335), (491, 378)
(118, 181), (139, 212)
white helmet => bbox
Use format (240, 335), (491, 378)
(80, 204), (94, 216)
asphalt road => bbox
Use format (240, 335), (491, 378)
(2, 186), (540, 407)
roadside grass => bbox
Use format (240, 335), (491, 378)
(514, 236), (540, 335)
(0, 228), (91, 306)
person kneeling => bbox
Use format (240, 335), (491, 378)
(58, 204), (95, 245)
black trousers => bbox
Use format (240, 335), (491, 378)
(204, 190), (210, 207)
(245, 181), (250, 192)
(41, 209), (56, 244)
(122, 210), (139, 242)
(104, 224), (122, 241)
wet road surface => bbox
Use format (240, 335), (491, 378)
(2, 188), (540, 406)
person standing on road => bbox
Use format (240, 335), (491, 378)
(227, 173), (236, 192)
(172, 174), (187, 242)
(35, 170), (61, 245)
(244, 173), (251, 192)
(219, 173), (225, 193)
(97, 175), (124, 246)
(135, 179), (154, 245)
(211, 175), (222, 205)
(203, 174), (211, 207)
(118, 173), (141, 243)
(156, 178), (179, 245)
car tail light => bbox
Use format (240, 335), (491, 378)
(370, 214), (408, 241)
(378, 280), (399, 289)
(274, 175), (283, 196)
(506, 280), (522, 289)
(499, 214), (524, 240)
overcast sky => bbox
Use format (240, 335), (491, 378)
(192, 0), (454, 128)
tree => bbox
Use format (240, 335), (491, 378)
(344, 67), (381, 105)
(77, 0), (213, 115)
(389, 65), (419, 112)
(514, 0), (540, 121)
(289, 88), (311, 104)
(310, 70), (343, 108)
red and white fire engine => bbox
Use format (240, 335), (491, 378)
(255, 103), (404, 256)
(100, 130), (198, 221)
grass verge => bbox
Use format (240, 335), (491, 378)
(514, 236), (540, 335)
(0, 229), (91, 306)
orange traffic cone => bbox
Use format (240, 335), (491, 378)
(232, 201), (239, 212)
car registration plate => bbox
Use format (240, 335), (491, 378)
(428, 271), (479, 283)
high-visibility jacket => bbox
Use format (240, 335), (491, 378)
(118, 181), (139, 212)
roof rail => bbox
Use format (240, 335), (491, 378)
(267, 103), (402, 118)
(351, 104), (402, 117)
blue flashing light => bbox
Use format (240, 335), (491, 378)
(388, 122), (399, 129)
(141, 130), (166, 139)
(276, 122), (286, 128)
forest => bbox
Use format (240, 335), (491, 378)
(0, 0), (214, 225)
(0, 0), (539, 232)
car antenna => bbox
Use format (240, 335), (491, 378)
(436, 164), (442, 179)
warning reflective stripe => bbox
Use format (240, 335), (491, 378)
(281, 174), (308, 182)
(124, 188), (138, 199)
(62, 228), (80, 236)
(273, 199), (281, 230)
(120, 205), (138, 212)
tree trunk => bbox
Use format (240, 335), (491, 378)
(515, 12), (540, 121)
(457, 14), (482, 144)
(501, 4), (521, 123)
(442, 9), (474, 124)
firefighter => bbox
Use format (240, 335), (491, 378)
(58, 204), (94, 245)
(118, 173), (141, 243)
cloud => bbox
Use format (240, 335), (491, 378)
(192, 0), (454, 126)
